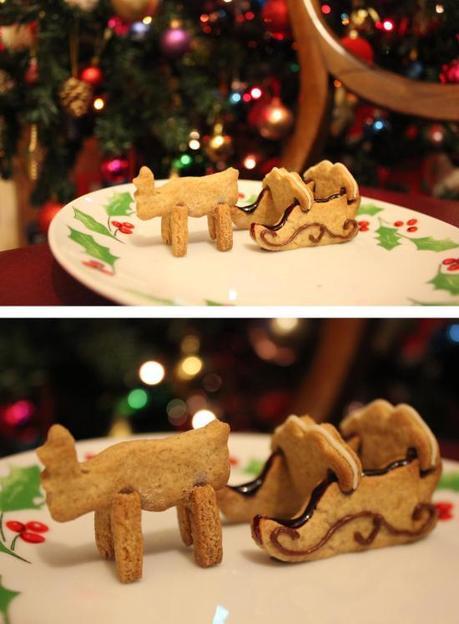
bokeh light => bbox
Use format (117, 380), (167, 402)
(271, 318), (299, 335)
(127, 388), (149, 409)
(192, 409), (216, 429)
(139, 360), (165, 385)
(167, 398), (188, 426)
(178, 355), (203, 379)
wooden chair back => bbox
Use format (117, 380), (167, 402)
(282, 0), (459, 171)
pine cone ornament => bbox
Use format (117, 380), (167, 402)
(59, 77), (92, 118)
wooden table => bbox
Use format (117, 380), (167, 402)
(0, 187), (458, 306)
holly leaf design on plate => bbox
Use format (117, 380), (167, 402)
(243, 458), (264, 477)
(429, 270), (459, 296)
(437, 472), (459, 492)
(409, 237), (459, 252)
(73, 208), (115, 239)
(242, 194), (257, 205)
(376, 225), (401, 250)
(0, 465), (44, 512)
(105, 192), (133, 216)
(0, 576), (21, 624)
(357, 203), (383, 217)
(69, 228), (118, 268)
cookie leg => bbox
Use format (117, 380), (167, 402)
(189, 485), (222, 567)
(171, 204), (188, 257)
(161, 214), (172, 245)
(111, 490), (143, 583)
(94, 508), (114, 559)
(215, 203), (233, 252)
(208, 214), (216, 240)
(176, 501), (193, 546)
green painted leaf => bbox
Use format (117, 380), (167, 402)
(410, 299), (459, 306)
(429, 270), (459, 296)
(0, 465), (44, 512)
(376, 225), (401, 250)
(0, 576), (21, 624)
(241, 194), (257, 206)
(105, 192), (133, 216)
(205, 299), (225, 306)
(410, 237), (459, 252)
(437, 472), (459, 492)
(0, 538), (30, 564)
(243, 458), (264, 477)
(73, 208), (115, 239)
(69, 228), (118, 268)
(358, 203), (383, 216)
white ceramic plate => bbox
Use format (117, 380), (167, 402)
(0, 433), (458, 623)
(48, 182), (459, 306)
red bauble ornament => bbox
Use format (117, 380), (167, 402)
(80, 65), (103, 87)
(341, 35), (374, 64)
(261, 0), (291, 39)
(440, 59), (459, 84)
(101, 156), (130, 184)
(38, 201), (63, 233)
(254, 97), (294, 140)
(24, 57), (39, 84)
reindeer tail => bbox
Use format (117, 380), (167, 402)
(37, 424), (80, 479)
(132, 166), (155, 220)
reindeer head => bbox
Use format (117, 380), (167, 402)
(133, 166), (177, 219)
(37, 425), (83, 521)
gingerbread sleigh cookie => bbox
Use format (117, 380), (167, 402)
(250, 160), (360, 251)
(37, 420), (230, 583)
(231, 167), (313, 230)
(252, 404), (441, 563)
(218, 414), (360, 522)
(133, 166), (239, 257)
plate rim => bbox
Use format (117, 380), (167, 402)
(48, 184), (459, 307)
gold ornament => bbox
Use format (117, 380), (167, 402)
(349, 6), (380, 34)
(0, 69), (15, 95)
(59, 77), (92, 118)
(0, 24), (35, 51)
(205, 123), (233, 163)
(256, 97), (293, 141)
(110, 0), (161, 22)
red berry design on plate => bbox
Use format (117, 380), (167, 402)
(25, 521), (48, 533)
(394, 220), (404, 227)
(407, 226), (418, 233)
(407, 218), (417, 226)
(112, 220), (123, 228)
(82, 260), (112, 275)
(113, 220), (134, 234)
(443, 258), (457, 265)
(358, 221), (369, 232)
(447, 263), (459, 272)
(6, 521), (25, 533)
(20, 531), (45, 544)
(435, 501), (454, 521)
(229, 455), (239, 466)
(5, 518), (49, 547)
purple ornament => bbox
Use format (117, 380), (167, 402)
(160, 27), (191, 58)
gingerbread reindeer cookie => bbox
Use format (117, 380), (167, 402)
(252, 404), (441, 564)
(133, 166), (239, 257)
(37, 420), (230, 583)
(250, 160), (360, 252)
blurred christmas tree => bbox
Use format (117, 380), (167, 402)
(0, 0), (458, 239)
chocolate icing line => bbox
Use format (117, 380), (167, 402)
(268, 503), (436, 558)
(229, 452), (278, 497)
(235, 188), (267, 213)
(259, 218), (358, 248)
